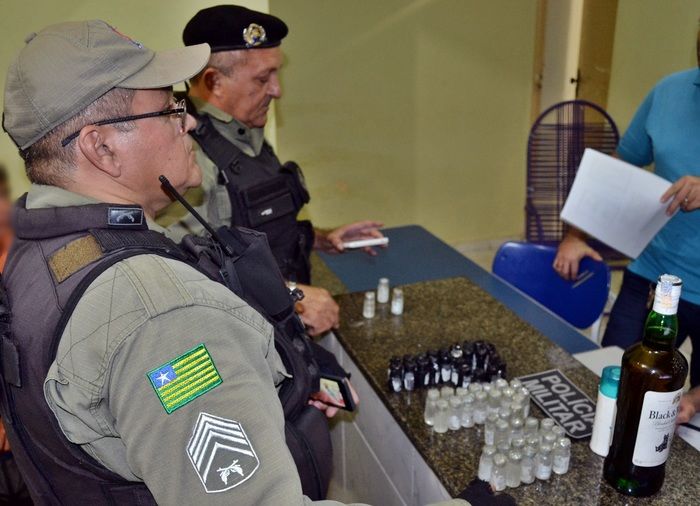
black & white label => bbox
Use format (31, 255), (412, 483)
(632, 389), (682, 467)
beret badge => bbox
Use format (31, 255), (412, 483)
(242, 23), (267, 48)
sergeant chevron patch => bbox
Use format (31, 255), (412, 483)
(187, 412), (260, 493)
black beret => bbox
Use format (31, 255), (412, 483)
(183, 5), (288, 52)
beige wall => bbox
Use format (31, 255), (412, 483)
(0, 0), (269, 198)
(270, 0), (537, 245)
(607, 0), (700, 131)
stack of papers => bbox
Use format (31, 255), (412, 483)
(560, 149), (672, 258)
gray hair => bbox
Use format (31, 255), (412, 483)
(190, 50), (249, 84)
(20, 88), (136, 186)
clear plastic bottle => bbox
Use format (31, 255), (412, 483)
(362, 291), (376, 318)
(521, 445), (537, 484)
(510, 417), (524, 441)
(433, 399), (449, 433)
(490, 454), (508, 492)
(376, 278), (390, 303)
(535, 443), (553, 480)
(473, 391), (488, 425)
(424, 388), (440, 426)
(468, 382), (483, 395)
(484, 413), (499, 445)
(495, 419), (510, 446)
(478, 444), (497, 481)
(440, 385), (454, 399)
(448, 396), (463, 431)
(461, 393), (475, 428)
(488, 388), (502, 416)
(506, 450), (522, 488)
(524, 417), (539, 437)
(390, 287), (404, 315)
(552, 437), (571, 475)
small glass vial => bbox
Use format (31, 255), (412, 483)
(498, 406), (512, 422)
(510, 436), (525, 451)
(526, 433), (540, 449)
(497, 440), (511, 454)
(478, 445), (497, 481)
(455, 387), (467, 398)
(490, 454), (508, 492)
(510, 378), (523, 390)
(439, 350), (452, 384)
(521, 445), (537, 484)
(440, 385), (454, 399)
(377, 277), (390, 303)
(542, 431), (557, 448)
(535, 443), (553, 481)
(510, 417), (524, 441)
(551, 425), (566, 439)
(506, 450), (522, 488)
(448, 396), (463, 431)
(433, 399), (449, 433)
(520, 387), (531, 417)
(390, 287), (404, 315)
(362, 291), (376, 318)
(495, 378), (509, 390)
(540, 418), (555, 437)
(495, 419), (510, 446)
(461, 393), (475, 428)
(524, 417), (539, 437)
(501, 386), (515, 399)
(424, 388), (440, 426)
(484, 413), (499, 445)
(552, 437), (571, 475)
(403, 358), (416, 391)
(473, 391), (488, 425)
(468, 382), (483, 395)
(488, 388), (502, 415)
(388, 359), (403, 393)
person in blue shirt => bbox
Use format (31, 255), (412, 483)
(554, 32), (700, 387)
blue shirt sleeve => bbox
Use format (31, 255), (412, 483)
(617, 89), (655, 167)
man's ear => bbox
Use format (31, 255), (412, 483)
(203, 68), (222, 94)
(77, 126), (122, 178)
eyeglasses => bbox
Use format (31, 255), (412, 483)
(61, 99), (187, 147)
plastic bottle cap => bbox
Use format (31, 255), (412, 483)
(599, 365), (621, 398)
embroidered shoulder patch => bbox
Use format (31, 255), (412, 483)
(147, 344), (222, 414)
(187, 412), (260, 493)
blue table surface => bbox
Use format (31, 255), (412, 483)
(318, 225), (598, 354)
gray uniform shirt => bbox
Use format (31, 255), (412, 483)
(33, 185), (357, 505)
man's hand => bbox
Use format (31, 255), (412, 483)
(296, 284), (339, 336)
(315, 220), (384, 255)
(308, 379), (359, 418)
(677, 387), (700, 425)
(553, 232), (602, 280)
(661, 175), (700, 215)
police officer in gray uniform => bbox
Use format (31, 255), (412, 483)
(0, 18), (479, 506)
(158, 5), (386, 338)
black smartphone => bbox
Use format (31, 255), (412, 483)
(318, 373), (356, 411)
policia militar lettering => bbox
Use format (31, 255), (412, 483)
(0, 19), (356, 505)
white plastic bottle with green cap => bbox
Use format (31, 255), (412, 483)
(589, 365), (621, 457)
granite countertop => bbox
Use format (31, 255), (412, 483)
(330, 276), (700, 506)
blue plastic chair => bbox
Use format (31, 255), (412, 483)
(492, 241), (610, 340)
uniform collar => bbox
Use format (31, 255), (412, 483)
(21, 184), (165, 236)
(189, 96), (265, 156)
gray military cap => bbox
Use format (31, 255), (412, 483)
(3, 20), (210, 150)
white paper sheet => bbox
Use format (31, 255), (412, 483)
(560, 149), (672, 259)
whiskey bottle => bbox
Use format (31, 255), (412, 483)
(603, 274), (688, 496)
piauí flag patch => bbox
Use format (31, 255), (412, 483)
(147, 344), (222, 414)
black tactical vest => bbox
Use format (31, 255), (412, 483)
(183, 94), (314, 283)
(0, 197), (332, 504)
